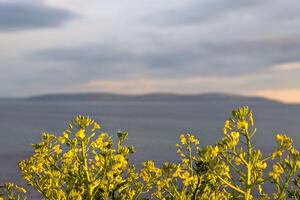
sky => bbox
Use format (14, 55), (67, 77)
(1, 0), (300, 103)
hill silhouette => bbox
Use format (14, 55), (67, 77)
(26, 92), (283, 104)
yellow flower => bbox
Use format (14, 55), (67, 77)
(212, 146), (219, 157)
(269, 171), (278, 180)
(271, 150), (283, 159)
(181, 171), (190, 186)
(223, 120), (231, 135)
(187, 134), (199, 145)
(249, 112), (254, 126)
(296, 161), (300, 169)
(53, 144), (62, 154)
(63, 132), (69, 139)
(58, 136), (66, 144)
(256, 161), (267, 169)
(58, 132), (69, 144)
(235, 157), (242, 166)
(94, 155), (100, 162)
(156, 180), (164, 190)
(180, 171), (194, 186)
(172, 166), (182, 178)
(224, 120), (231, 129)
(231, 131), (239, 139)
(114, 154), (127, 169)
(269, 164), (284, 180)
(92, 122), (101, 131)
(276, 134), (284, 142)
(180, 134), (187, 145)
(16, 186), (26, 193)
(237, 121), (248, 131)
(75, 129), (85, 140)
(182, 158), (189, 164)
(273, 164), (284, 174)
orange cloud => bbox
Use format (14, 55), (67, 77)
(271, 62), (300, 72)
(79, 75), (250, 95)
(254, 89), (300, 103)
(78, 77), (300, 104)
(80, 78), (205, 94)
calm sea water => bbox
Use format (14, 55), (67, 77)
(0, 100), (299, 197)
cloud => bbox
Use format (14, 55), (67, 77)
(79, 75), (250, 94)
(28, 0), (300, 78)
(146, 0), (300, 30)
(32, 35), (300, 78)
(0, 2), (76, 31)
(271, 62), (300, 72)
(254, 89), (300, 103)
(35, 44), (132, 64)
(146, 0), (260, 26)
(76, 75), (300, 103)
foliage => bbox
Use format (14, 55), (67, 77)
(18, 116), (138, 199)
(0, 182), (26, 200)
(0, 106), (299, 199)
(289, 174), (300, 199)
(140, 134), (231, 199)
(201, 106), (299, 200)
(139, 106), (300, 200)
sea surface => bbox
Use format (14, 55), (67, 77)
(0, 100), (299, 198)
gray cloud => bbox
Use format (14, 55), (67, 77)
(30, 0), (300, 79)
(32, 35), (300, 79)
(0, 2), (76, 31)
(146, 0), (300, 29)
(32, 43), (195, 75)
(35, 44), (131, 63)
(146, 0), (262, 26)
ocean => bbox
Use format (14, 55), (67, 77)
(0, 100), (299, 198)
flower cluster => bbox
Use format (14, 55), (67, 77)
(18, 116), (137, 200)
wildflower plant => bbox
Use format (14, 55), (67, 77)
(139, 106), (300, 199)
(201, 106), (300, 200)
(140, 134), (231, 199)
(0, 106), (298, 200)
(18, 116), (138, 200)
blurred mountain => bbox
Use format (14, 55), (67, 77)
(26, 92), (283, 104)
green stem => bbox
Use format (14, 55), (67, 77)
(188, 144), (193, 175)
(276, 170), (294, 200)
(245, 130), (252, 200)
(210, 168), (245, 195)
(81, 141), (93, 199)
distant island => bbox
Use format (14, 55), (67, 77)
(25, 92), (283, 104)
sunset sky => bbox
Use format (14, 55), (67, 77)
(1, 0), (300, 103)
